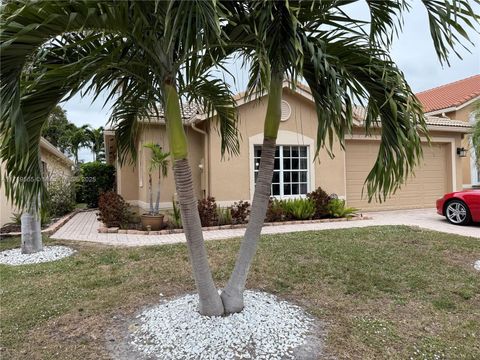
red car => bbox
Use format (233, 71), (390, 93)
(436, 189), (480, 225)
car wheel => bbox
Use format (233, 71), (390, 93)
(445, 200), (471, 225)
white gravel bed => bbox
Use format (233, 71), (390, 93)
(0, 246), (75, 266)
(474, 260), (480, 271)
(131, 290), (315, 359)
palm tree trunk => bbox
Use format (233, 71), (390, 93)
(221, 73), (283, 314)
(155, 176), (160, 213)
(148, 174), (154, 214)
(164, 82), (224, 316)
(21, 200), (43, 254)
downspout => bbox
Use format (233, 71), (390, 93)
(191, 120), (209, 197)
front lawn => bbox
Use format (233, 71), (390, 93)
(1, 226), (479, 359)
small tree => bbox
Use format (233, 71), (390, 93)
(143, 143), (170, 215)
(85, 126), (105, 162)
(41, 106), (71, 153)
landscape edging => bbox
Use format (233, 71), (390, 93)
(98, 215), (372, 235)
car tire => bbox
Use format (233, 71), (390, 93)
(444, 199), (472, 225)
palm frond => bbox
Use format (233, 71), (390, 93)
(181, 74), (240, 157)
(301, 31), (425, 201)
(420, 0), (480, 65)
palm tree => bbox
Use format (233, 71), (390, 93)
(1, 1), (238, 316)
(220, 0), (480, 313)
(68, 124), (90, 165)
(85, 126), (105, 162)
(144, 143), (170, 214)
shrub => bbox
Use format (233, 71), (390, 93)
(307, 187), (330, 219)
(170, 198), (182, 229)
(97, 191), (130, 228)
(10, 212), (22, 225)
(230, 200), (250, 224)
(326, 199), (358, 218)
(265, 198), (286, 222)
(46, 177), (76, 217)
(217, 207), (232, 226)
(198, 196), (217, 227)
(77, 162), (115, 208)
(283, 198), (316, 220)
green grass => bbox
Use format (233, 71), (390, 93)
(0, 226), (479, 359)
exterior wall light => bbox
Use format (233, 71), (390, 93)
(456, 147), (467, 157)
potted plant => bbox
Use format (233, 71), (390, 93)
(141, 143), (170, 230)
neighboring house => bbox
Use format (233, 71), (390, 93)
(0, 137), (74, 227)
(417, 74), (480, 188)
(105, 81), (470, 212)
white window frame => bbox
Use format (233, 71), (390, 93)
(253, 145), (310, 198)
(249, 130), (316, 200)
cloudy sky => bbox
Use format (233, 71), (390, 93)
(63, 0), (480, 162)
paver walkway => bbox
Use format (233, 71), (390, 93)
(51, 208), (479, 246)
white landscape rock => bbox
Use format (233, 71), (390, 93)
(0, 246), (75, 266)
(474, 260), (480, 271)
(131, 290), (315, 359)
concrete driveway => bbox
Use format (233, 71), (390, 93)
(363, 208), (480, 238)
(51, 208), (479, 247)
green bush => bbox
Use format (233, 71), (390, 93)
(97, 191), (130, 228)
(169, 198), (182, 229)
(46, 177), (76, 217)
(307, 187), (330, 219)
(326, 199), (358, 218)
(77, 162), (115, 208)
(282, 198), (316, 220)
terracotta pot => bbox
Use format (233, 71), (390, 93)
(140, 214), (164, 231)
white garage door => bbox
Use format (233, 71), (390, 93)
(346, 141), (451, 211)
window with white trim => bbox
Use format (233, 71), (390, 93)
(254, 145), (309, 197)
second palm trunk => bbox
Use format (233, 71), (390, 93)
(221, 73), (283, 313)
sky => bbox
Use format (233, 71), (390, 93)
(63, 0), (480, 162)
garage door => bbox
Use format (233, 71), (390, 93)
(346, 141), (450, 211)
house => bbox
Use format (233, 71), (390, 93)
(0, 137), (74, 227)
(105, 81), (470, 212)
(417, 74), (480, 187)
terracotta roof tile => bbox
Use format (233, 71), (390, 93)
(416, 74), (480, 113)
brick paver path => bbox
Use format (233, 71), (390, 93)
(51, 208), (479, 246)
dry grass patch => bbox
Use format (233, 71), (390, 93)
(0, 226), (479, 359)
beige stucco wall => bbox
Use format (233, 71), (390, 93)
(116, 123), (205, 210)
(0, 162), (17, 227)
(208, 89), (346, 203)
(116, 154), (139, 202)
(444, 103), (477, 186)
(1, 148), (73, 227)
